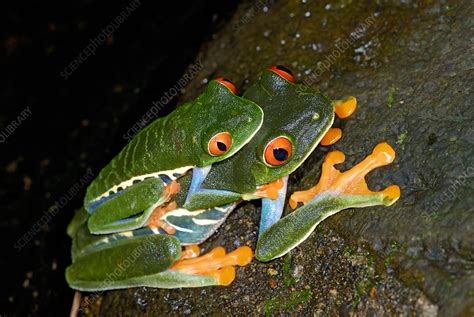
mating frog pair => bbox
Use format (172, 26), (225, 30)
(66, 66), (400, 291)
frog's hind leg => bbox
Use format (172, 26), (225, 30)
(256, 143), (400, 262)
(124, 245), (252, 289)
(320, 97), (358, 146)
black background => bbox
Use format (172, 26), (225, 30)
(1, 1), (238, 315)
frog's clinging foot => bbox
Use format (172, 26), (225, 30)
(251, 178), (285, 200)
(333, 96), (357, 119)
(289, 143), (400, 208)
(149, 201), (178, 234)
(170, 246), (253, 286)
(148, 180), (181, 234)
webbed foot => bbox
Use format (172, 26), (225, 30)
(290, 143), (400, 208)
(171, 245), (253, 286)
(256, 143), (400, 262)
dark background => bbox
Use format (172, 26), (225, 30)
(0, 1), (238, 315)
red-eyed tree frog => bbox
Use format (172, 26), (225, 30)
(66, 66), (400, 291)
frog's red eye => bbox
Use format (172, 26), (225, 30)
(270, 65), (295, 83)
(208, 132), (233, 156)
(264, 136), (292, 166)
(215, 77), (237, 94)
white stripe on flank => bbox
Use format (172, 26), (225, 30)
(162, 208), (207, 219)
(118, 231), (134, 238)
(192, 218), (220, 225)
(167, 223), (194, 233)
(93, 165), (193, 202)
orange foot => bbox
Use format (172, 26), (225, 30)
(171, 246), (253, 286)
(289, 143), (400, 209)
(148, 180), (181, 234)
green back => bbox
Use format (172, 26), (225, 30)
(85, 81), (263, 206)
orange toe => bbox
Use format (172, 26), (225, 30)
(382, 185), (401, 206)
(334, 96), (357, 119)
(320, 128), (342, 146)
(205, 267), (236, 286)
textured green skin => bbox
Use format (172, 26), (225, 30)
(69, 269), (218, 292)
(184, 70), (334, 210)
(255, 193), (392, 262)
(66, 235), (182, 290)
(84, 80), (263, 233)
(88, 177), (167, 233)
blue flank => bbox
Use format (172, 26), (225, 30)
(259, 176), (288, 235)
(86, 203), (237, 251)
(185, 166), (212, 204)
(86, 190), (124, 214)
(169, 203), (237, 244)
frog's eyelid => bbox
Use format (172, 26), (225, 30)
(269, 65), (295, 83)
(214, 77), (237, 94)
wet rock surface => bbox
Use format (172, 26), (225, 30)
(92, 0), (473, 315)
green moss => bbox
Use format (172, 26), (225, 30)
(396, 130), (408, 150)
(283, 252), (296, 287)
(387, 85), (397, 107)
(343, 245), (355, 258)
(384, 253), (394, 269)
(353, 279), (373, 306)
(263, 289), (312, 316)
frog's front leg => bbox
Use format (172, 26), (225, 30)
(255, 143), (400, 261)
(182, 166), (242, 210)
(87, 177), (171, 234)
(258, 176), (288, 233)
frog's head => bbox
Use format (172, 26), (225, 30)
(202, 66), (335, 194)
(246, 66), (334, 187)
(191, 78), (264, 166)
